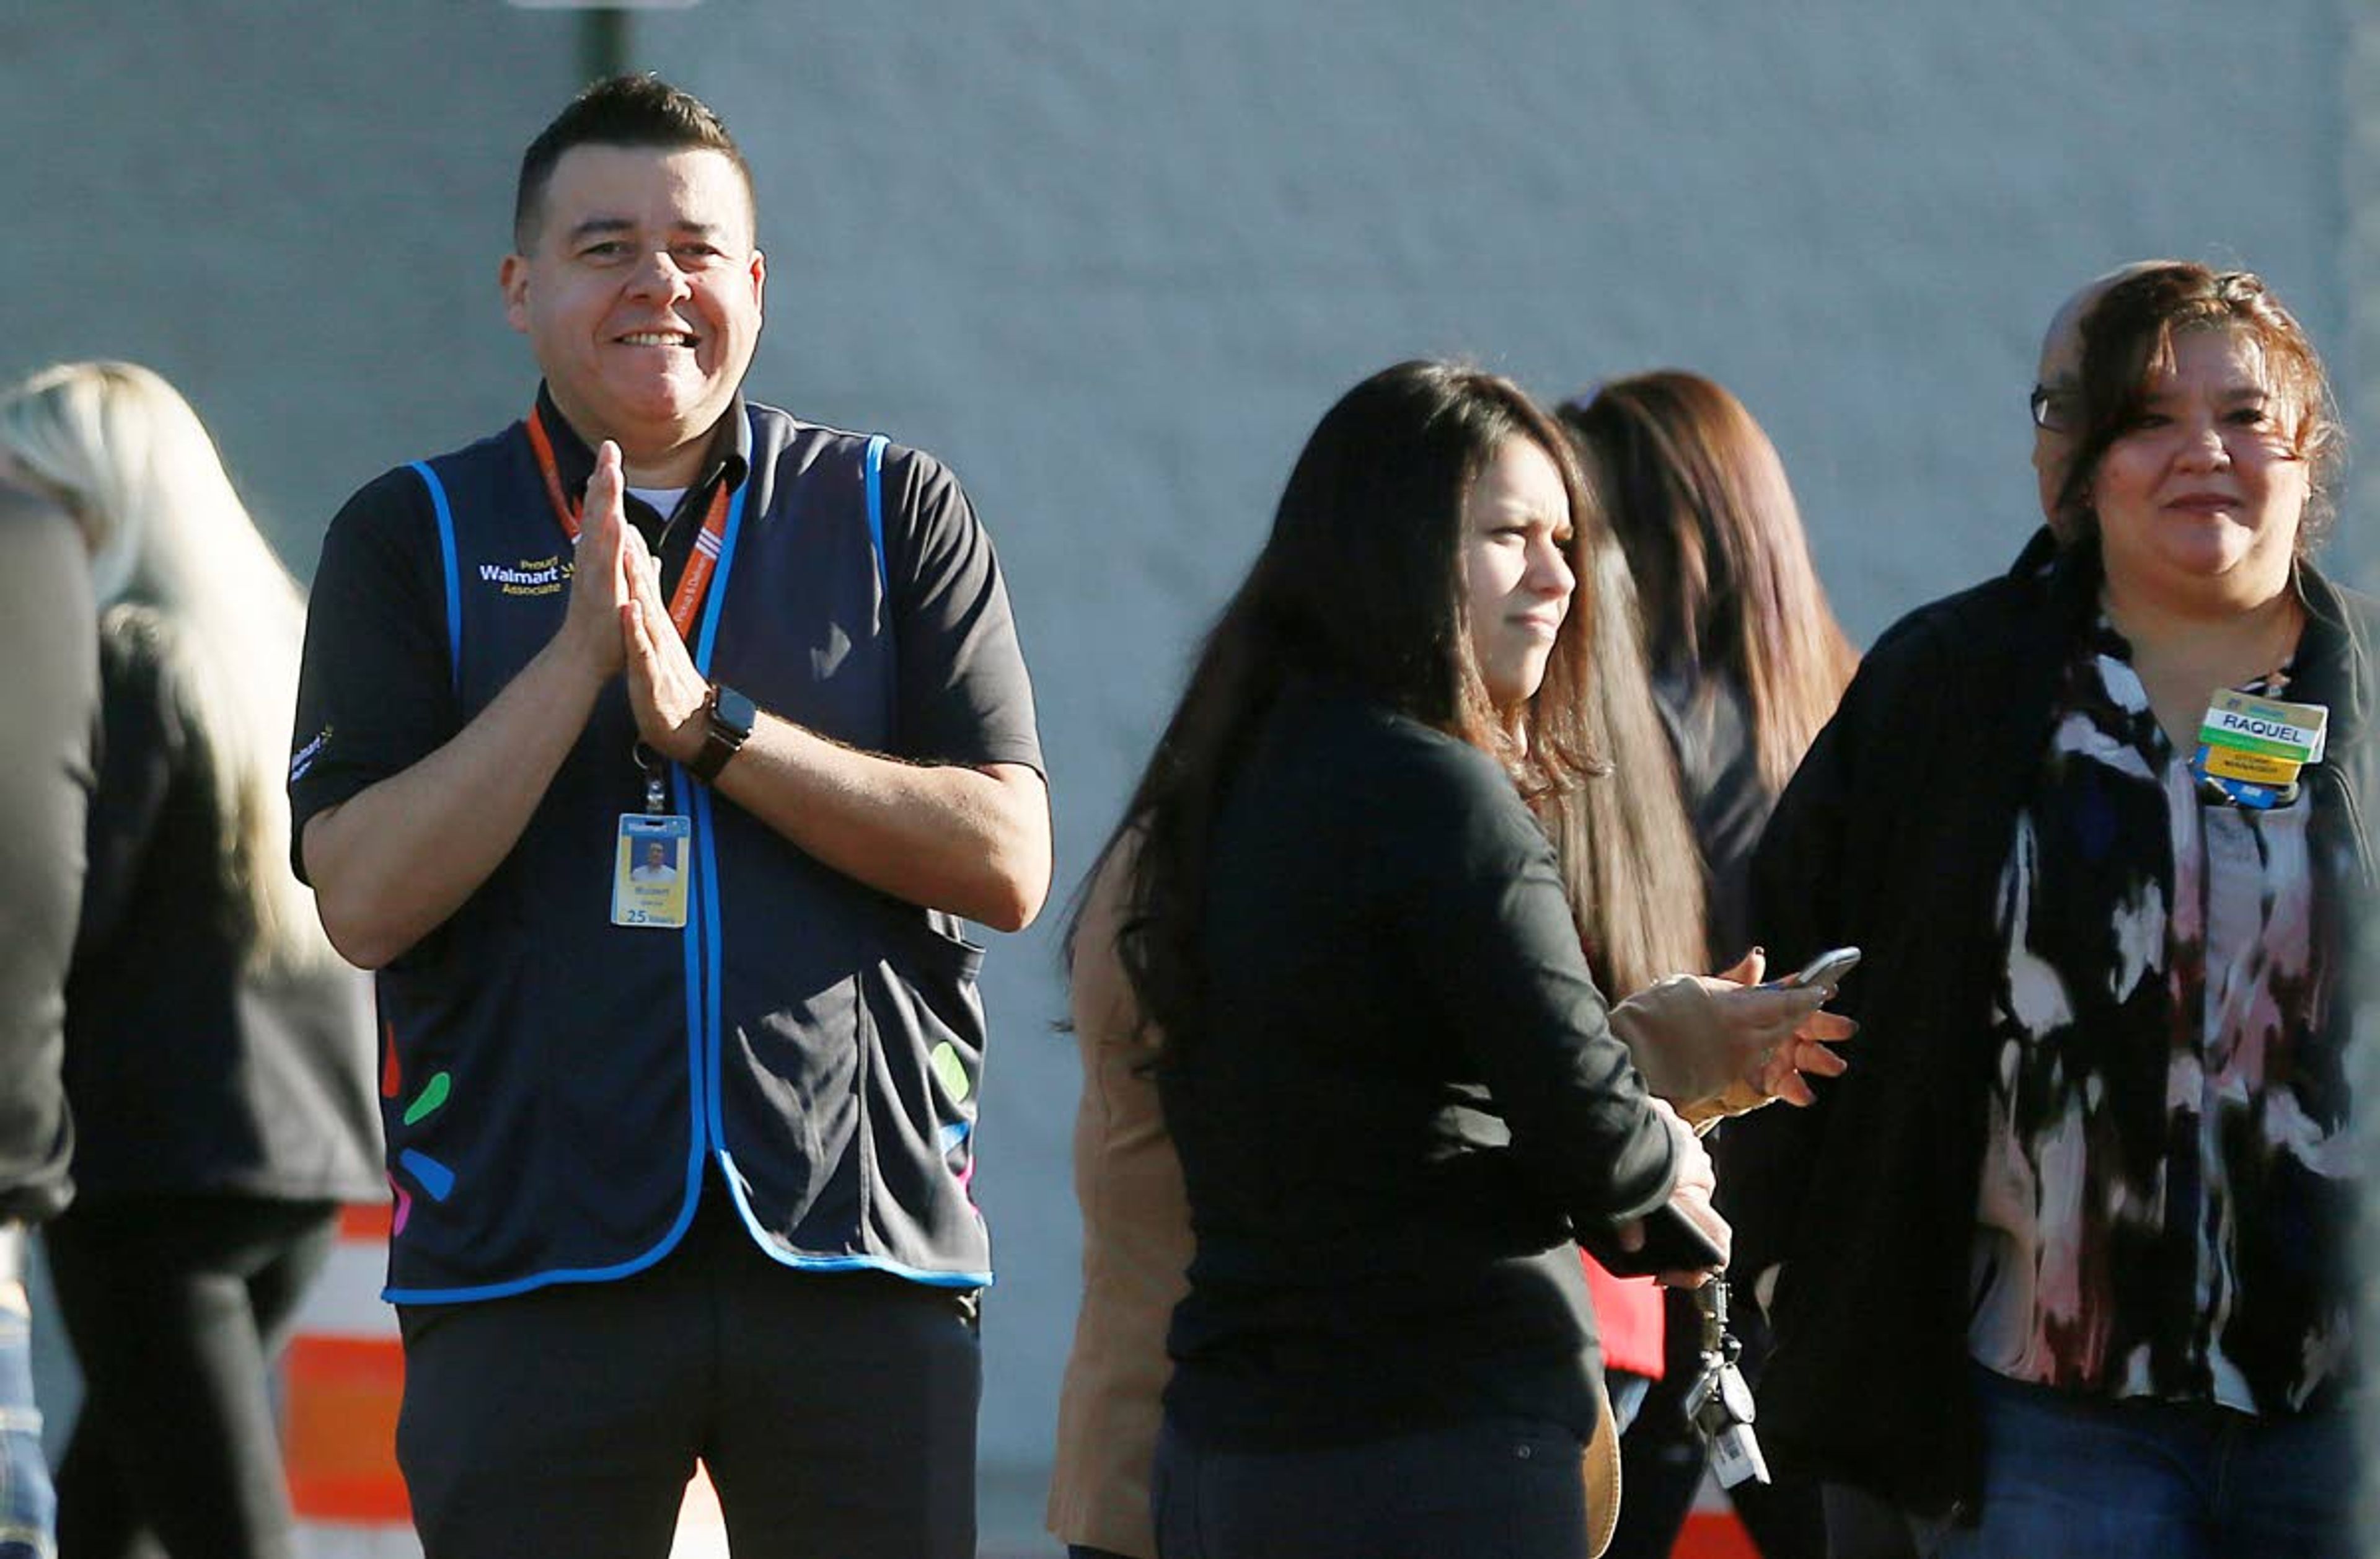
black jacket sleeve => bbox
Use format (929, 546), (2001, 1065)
(0, 492), (96, 1219)
(1390, 733), (1679, 1230)
(1720, 606), (1952, 1289)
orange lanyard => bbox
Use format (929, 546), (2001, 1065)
(526, 405), (729, 642)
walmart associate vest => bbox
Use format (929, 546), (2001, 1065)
(376, 403), (991, 1302)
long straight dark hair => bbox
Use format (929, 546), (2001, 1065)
(1078, 361), (1604, 1058)
(1543, 521), (1709, 996)
(1561, 371), (1857, 795)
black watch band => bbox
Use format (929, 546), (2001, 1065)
(689, 682), (756, 784)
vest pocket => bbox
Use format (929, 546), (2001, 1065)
(852, 907), (993, 1272)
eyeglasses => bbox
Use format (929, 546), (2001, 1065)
(2029, 384), (2077, 435)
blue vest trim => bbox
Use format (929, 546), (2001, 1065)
(863, 433), (889, 607)
(669, 751), (710, 1249)
(692, 454), (750, 1165)
(690, 461), (750, 1164)
(408, 461), (464, 697)
(379, 423), (759, 1307)
(381, 1200), (699, 1304)
(690, 462), (751, 673)
(715, 1144), (993, 1289)
(863, 436), (897, 738)
(694, 775), (728, 1152)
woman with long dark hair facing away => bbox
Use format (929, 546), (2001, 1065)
(1063, 361), (1850, 1559)
(1727, 265), (2372, 1556)
(1561, 373), (1857, 958)
(0, 363), (382, 1559)
(1560, 372), (1863, 1559)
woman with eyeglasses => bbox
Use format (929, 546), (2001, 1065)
(1724, 264), (2373, 1558)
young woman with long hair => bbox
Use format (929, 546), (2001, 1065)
(0, 362), (382, 1559)
(1047, 361), (1851, 1559)
(1051, 479), (1791, 1558)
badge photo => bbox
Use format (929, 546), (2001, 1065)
(612, 813), (691, 929)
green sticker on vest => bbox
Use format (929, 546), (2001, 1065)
(930, 1041), (971, 1103)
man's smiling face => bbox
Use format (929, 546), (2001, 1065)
(501, 143), (764, 480)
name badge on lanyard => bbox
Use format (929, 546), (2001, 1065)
(527, 404), (722, 930)
(614, 751), (690, 930)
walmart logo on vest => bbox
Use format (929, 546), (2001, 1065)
(480, 555), (570, 598)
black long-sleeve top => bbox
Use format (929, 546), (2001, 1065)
(1160, 683), (1678, 1449)
(65, 610), (382, 1203)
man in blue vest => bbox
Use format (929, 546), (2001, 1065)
(288, 74), (1049, 1559)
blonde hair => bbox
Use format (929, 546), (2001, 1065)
(0, 362), (334, 974)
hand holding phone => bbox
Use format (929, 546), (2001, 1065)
(1764, 946), (1860, 992)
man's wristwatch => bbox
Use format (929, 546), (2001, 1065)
(689, 682), (756, 784)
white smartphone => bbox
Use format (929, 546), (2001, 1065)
(1767, 945), (1861, 991)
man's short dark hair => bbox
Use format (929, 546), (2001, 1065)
(514, 74), (755, 250)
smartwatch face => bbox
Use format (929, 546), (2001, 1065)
(715, 685), (757, 738)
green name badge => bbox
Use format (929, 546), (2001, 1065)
(2197, 690), (2327, 766)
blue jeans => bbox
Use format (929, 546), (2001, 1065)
(1605, 1369), (1652, 1438)
(0, 1229), (56, 1559)
(1918, 1369), (2356, 1559)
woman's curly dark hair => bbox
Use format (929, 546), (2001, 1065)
(2056, 263), (2341, 552)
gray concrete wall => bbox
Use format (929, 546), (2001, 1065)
(1, 2), (2359, 1547)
